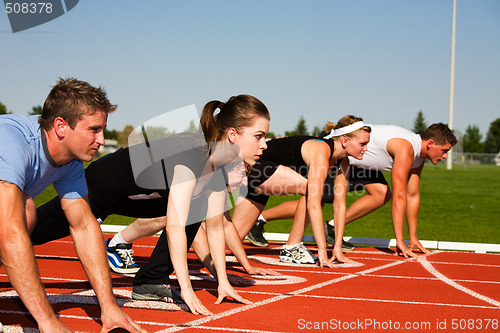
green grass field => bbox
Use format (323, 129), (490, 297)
(34, 163), (500, 244)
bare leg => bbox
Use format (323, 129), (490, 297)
(246, 166), (307, 243)
(261, 200), (299, 221)
(255, 165), (307, 197)
(119, 217), (166, 243)
(286, 196), (307, 245)
(346, 183), (391, 223)
(232, 197), (265, 240)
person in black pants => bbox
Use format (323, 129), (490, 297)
(32, 94), (272, 315)
(231, 116), (371, 266)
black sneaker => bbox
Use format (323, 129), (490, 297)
(132, 284), (184, 304)
(324, 222), (355, 251)
(106, 238), (140, 274)
(247, 219), (269, 247)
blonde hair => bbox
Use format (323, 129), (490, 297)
(324, 115), (371, 138)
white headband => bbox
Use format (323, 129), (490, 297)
(323, 121), (365, 139)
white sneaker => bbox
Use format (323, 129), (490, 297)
(297, 242), (319, 263)
(279, 242), (317, 264)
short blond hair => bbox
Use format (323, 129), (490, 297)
(324, 115), (371, 138)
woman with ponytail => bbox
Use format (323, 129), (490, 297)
(32, 94), (270, 315)
(137, 95), (270, 315)
(232, 115), (371, 266)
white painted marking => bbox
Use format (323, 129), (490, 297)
(0, 308), (180, 331)
(418, 256), (500, 308)
(242, 255), (364, 268)
(155, 254), (422, 332)
(298, 293), (500, 310)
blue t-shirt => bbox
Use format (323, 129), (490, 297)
(0, 114), (87, 199)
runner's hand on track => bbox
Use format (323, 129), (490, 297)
(317, 250), (335, 268)
(181, 288), (213, 315)
(215, 282), (252, 305)
(409, 238), (431, 254)
(395, 242), (418, 258)
(245, 265), (281, 276)
(100, 304), (149, 332)
(331, 246), (353, 264)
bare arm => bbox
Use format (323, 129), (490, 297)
(331, 158), (352, 263)
(62, 196), (147, 333)
(301, 141), (332, 267)
(223, 213), (280, 276)
(0, 181), (69, 331)
(406, 163), (429, 254)
(164, 165), (210, 315)
(192, 211), (280, 277)
(387, 139), (416, 258)
(205, 190), (251, 306)
(191, 224), (217, 277)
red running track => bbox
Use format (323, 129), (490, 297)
(1, 234), (499, 332)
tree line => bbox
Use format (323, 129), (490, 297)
(2, 101), (499, 154)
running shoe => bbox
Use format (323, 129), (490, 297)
(132, 283), (184, 304)
(106, 238), (140, 274)
(279, 242), (317, 264)
(247, 219), (269, 247)
(297, 242), (319, 262)
(324, 222), (355, 251)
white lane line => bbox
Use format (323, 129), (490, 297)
(296, 294), (500, 309)
(362, 273), (500, 285)
(155, 254), (425, 333)
(0, 308), (181, 331)
(167, 326), (286, 333)
(418, 256), (500, 308)
(427, 260), (500, 268)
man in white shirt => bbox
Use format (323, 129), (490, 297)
(251, 123), (457, 259)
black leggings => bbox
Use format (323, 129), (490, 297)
(31, 193), (168, 245)
(32, 194), (206, 286)
(133, 222), (202, 285)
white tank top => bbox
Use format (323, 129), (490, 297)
(348, 125), (424, 171)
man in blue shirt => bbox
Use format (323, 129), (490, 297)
(0, 78), (146, 332)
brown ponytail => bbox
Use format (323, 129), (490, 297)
(200, 95), (270, 149)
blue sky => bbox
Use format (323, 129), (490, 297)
(1, 0), (499, 138)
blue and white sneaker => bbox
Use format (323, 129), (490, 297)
(105, 238), (140, 274)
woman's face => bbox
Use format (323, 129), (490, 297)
(344, 130), (370, 160)
(231, 116), (269, 166)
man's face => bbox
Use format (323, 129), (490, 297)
(427, 141), (452, 165)
(226, 161), (248, 193)
(65, 109), (107, 162)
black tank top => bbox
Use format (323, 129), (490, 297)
(261, 136), (335, 177)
